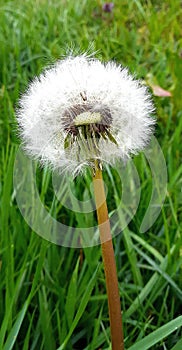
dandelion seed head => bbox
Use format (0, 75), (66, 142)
(16, 55), (155, 175)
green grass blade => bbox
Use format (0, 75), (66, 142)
(0, 269), (27, 347)
(134, 245), (182, 300)
(170, 338), (182, 350)
(39, 286), (56, 350)
(128, 316), (182, 350)
(3, 300), (29, 350)
(124, 245), (176, 318)
(65, 258), (79, 328)
(22, 310), (36, 350)
(122, 227), (143, 287)
(130, 231), (163, 262)
(57, 264), (100, 350)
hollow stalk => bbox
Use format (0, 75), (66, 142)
(93, 164), (124, 350)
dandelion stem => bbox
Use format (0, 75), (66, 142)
(93, 165), (124, 350)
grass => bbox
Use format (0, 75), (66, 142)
(0, 0), (182, 349)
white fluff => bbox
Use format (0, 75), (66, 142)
(17, 55), (155, 174)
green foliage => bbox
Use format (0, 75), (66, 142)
(0, 0), (181, 349)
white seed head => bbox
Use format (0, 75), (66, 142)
(16, 55), (155, 175)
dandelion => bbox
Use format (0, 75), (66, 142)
(17, 54), (155, 350)
(17, 55), (154, 175)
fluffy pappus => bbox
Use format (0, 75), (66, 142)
(16, 54), (155, 175)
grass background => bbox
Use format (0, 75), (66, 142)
(0, 0), (182, 349)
